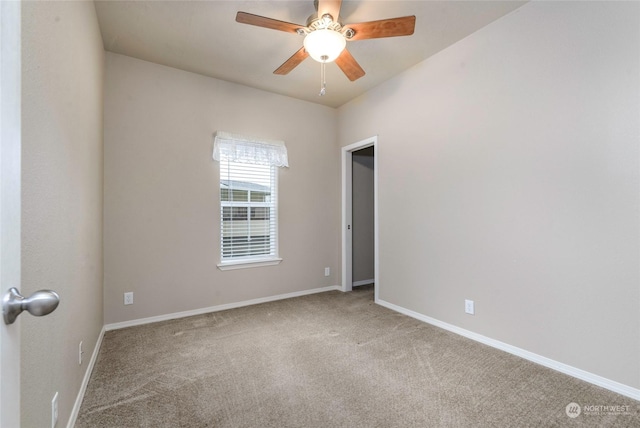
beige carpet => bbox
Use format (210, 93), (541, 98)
(76, 285), (639, 427)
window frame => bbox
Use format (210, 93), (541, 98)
(217, 159), (282, 271)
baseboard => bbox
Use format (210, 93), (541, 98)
(376, 298), (640, 402)
(105, 285), (342, 331)
(353, 279), (375, 287)
(67, 325), (106, 428)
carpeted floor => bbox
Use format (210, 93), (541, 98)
(76, 285), (639, 427)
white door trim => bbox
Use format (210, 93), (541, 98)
(341, 136), (379, 302)
(0, 1), (22, 426)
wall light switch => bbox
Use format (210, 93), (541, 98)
(324, 267), (330, 277)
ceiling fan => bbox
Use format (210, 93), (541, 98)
(236, 0), (415, 94)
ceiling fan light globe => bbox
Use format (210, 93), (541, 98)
(303, 29), (346, 63)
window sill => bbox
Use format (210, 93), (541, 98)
(217, 257), (283, 271)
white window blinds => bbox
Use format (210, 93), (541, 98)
(213, 132), (288, 264)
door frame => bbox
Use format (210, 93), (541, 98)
(341, 136), (379, 302)
(0, 0), (22, 426)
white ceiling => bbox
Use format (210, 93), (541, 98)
(95, 1), (527, 108)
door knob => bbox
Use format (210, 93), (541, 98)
(2, 287), (60, 325)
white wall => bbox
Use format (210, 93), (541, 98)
(21, 1), (104, 426)
(338, 1), (639, 390)
(104, 53), (341, 324)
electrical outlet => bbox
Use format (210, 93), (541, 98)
(51, 392), (58, 428)
(324, 267), (330, 276)
(465, 299), (475, 315)
(124, 292), (134, 305)
(79, 341), (84, 365)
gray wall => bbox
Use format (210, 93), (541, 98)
(338, 1), (639, 389)
(21, 1), (104, 426)
(352, 147), (375, 284)
(103, 53), (341, 324)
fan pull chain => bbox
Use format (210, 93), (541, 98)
(319, 55), (328, 96)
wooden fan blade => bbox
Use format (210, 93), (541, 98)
(335, 49), (365, 81)
(345, 16), (416, 41)
(236, 11), (304, 34)
(317, 0), (342, 21)
(274, 47), (309, 75)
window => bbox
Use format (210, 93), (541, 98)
(219, 163), (276, 260)
(213, 132), (288, 269)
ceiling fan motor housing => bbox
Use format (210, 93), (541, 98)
(303, 13), (355, 40)
(306, 13), (341, 30)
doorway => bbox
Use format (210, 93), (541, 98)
(341, 136), (378, 302)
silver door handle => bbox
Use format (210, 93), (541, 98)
(2, 287), (60, 325)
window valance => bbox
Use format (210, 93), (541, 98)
(212, 131), (289, 167)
